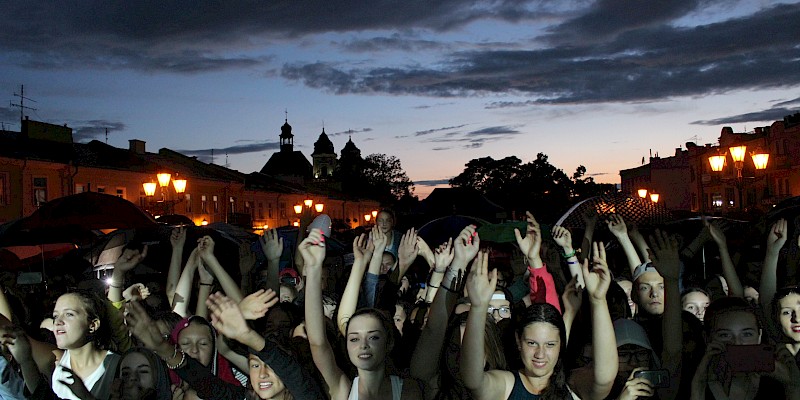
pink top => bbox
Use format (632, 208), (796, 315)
(528, 264), (561, 314)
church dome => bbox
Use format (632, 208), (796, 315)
(312, 129), (335, 155)
(280, 119), (293, 139)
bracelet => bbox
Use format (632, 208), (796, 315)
(561, 249), (576, 259)
(165, 348), (186, 369)
(567, 260), (579, 265)
(200, 282), (214, 286)
(428, 284), (439, 288)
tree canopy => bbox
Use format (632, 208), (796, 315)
(450, 153), (615, 221)
(338, 153), (415, 206)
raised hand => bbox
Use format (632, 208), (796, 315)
(398, 228), (420, 266)
(207, 292), (251, 342)
(197, 236), (216, 261)
(352, 233), (372, 266)
(552, 225), (573, 252)
(454, 225), (480, 265)
(125, 301), (167, 352)
(372, 227), (388, 253)
(514, 211), (541, 262)
(122, 283), (150, 302)
(260, 228), (284, 260)
(704, 217), (728, 245)
(648, 230), (681, 280)
(582, 242), (611, 302)
(465, 251), (497, 307)
(1, 326), (33, 364)
(170, 227), (187, 249)
(416, 236), (435, 268)
(239, 289), (278, 320)
(114, 246), (148, 274)
(434, 238), (455, 271)
(767, 218), (788, 255)
(605, 214), (628, 238)
(298, 229), (326, 271)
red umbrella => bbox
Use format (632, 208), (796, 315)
(0, 243), (76, 271)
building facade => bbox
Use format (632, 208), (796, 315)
(0, 118), (380, 230)
(620, 113), (800, 215)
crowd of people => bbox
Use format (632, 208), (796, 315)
(2, 208), (800, 399)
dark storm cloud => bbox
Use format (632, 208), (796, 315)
(774, 97), (800, 107)
(330, 128), (372, 136)
(432, 147), (450, 151)
(179, 141), (279, 157)
(416, 179), (451, 186)
(70, 120), (126, 142)
(542, 0), (704, 45)
(0, 1), (550, 72)
(691, 107), (800, 126)
(415, 124), (467, 136)
(281, 3), (800, 104)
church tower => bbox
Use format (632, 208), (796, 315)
(311, 127), (336, 179)
(279, 118), (294, 153)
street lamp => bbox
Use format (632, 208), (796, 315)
(649, 192), (660, 203)
(315, 203), (324, 213)
(143, 173), (188, 215)
(364, 214), (371, 223)
(637, 189), (648, 198)
(294, 205), (303, 214)
(371, 210), (378, 218)
(708, 145), (769, 211)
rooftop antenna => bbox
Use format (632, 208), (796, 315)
(11, 85), (37, 123)
(211, 149), (215, 164)
(105, 128), (108, 144)
(285, 109), (288, 122)
(225, 153), (229, 168)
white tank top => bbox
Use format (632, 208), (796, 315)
(51, 350), (114, 400)
(347, 375), (403, 400)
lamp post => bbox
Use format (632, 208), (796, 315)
(143, 173), (187, 215)
(294, 198), (326, 228)
(708, 145), (769, 211)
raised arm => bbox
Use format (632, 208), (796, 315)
(302, 229), (349, 399)
(649, 230), (683, 398)
(461, 252), (510, 400)
(167, 227), (187, 305)
(411, 249), (460, 391)
(260, 228), (284, 294)
(560, 275), (582, 344)
(627, 222), (652, 264)
(760, 219), (788, 316)
(395, 228), (421, 283)
(108, 246), (147, 304)
(575, 242), (617, 400)
(606, 214), (642, 276)
(552, 225), (585, 289)
(515, 212), (561, 312)
(197, 236), (243, 303)
(1, 323), (42, 394)
(706, 218), (743, 297)
(425, 239), (453, 303)
(337, 233), (373, 335)
(172, 247), (200, 318)
(195, 261), (215, 319)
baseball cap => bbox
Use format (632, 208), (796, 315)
(279, 268), (300, 285)
(632, 262), (661, 282)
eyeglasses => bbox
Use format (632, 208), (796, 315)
(487, 306), (511, 318)
(618, 349), (650, 363)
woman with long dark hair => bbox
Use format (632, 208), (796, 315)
(460, 245), (618, 400)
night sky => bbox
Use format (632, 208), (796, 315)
(1, 1), (799, 198)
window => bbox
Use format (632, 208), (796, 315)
(280, 202), (286, 218)
(785, 178), (790, 196)
(75, 184), (86, 194)
(725, 188), (735, 207)
(691, 193), (697, 211)
(244, 201), (251, 216)
(213, 195), (219, 213)
(268, 203), (273, 218)
(712, 193), (723, 208)
(33, 177), (48, 206)
(115, 187), (126, 199)
(0, 173), (7, 206)
(97, 186), (106, 194)
(229, 197), (236, 213)
(258, 202), (264, 219)
(201, 195), (208, 213)
(185, 194), (192, 213)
